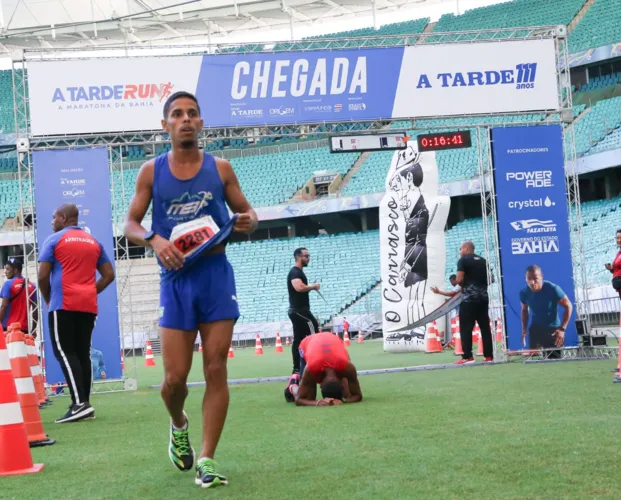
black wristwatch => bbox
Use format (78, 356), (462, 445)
(144, 230), (156, 242)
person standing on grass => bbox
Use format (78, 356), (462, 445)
(124, 91), (258, 488)
(605, 229), (621, 299)
(0, 257), (38, 335)
(287, 247), (320, 374)
(454, 241), (494, 364)
(38, 203), (115, 423)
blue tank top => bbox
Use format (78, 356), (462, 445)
(151, 152), (231, 273)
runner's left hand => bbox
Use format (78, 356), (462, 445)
(234, 212), (257, 233)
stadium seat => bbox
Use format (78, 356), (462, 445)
(568, 0), (621, 54)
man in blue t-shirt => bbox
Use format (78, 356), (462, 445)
(520, 265), (573, 358)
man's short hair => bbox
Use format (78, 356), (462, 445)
(294, 247), (307, 259)
(163, 91), (201, 119)
(525, 265), (542, 274)
(320, 379), (343, 401)
(6, 257), (23, 272)
(449, 274), (457, 281)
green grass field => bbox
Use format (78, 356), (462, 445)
(4, 342), (621, 500)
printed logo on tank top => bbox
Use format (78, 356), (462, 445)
(166, 191), (213, 221)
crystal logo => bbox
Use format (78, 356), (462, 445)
(507, 196), (556, 210)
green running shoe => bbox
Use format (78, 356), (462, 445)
(195, 457), (228, 488)
(168, 411), (195, 471)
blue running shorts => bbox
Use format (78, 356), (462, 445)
(159, 253), (240, 331)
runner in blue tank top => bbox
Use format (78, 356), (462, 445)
(124, 91), (257, 488)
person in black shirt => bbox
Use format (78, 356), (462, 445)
(455, 241), (494, 364)
(287, 247), (319, 375)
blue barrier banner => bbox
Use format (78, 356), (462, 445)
(32, 148), (121, 384)
(492, 125), (577, 352)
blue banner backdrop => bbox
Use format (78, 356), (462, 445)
(32, 148), (121, 383)
(491, 125), (577, 352)
(195, 47), (405, 128)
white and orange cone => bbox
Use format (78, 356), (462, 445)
(357, 332), (364, 344)
(254, 334), (263, 355)
(144, 340), (156, 367)
(228, 345), (235, 359)
(0, 329), (45, 476)
(343, 331), (351, 347)
(6, 330), (55, 447)
(425, 321), (443, 353)
(275, 333), (284, 353)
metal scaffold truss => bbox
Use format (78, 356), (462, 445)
(8, 24), (591, 394)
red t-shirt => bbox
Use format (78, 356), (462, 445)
(0, 277), (37, 332)
(613, 251), (621, 279)
(299, 332), (349, 381)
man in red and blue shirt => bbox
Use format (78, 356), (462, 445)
(0, 257), (38, 334)
(38, 203), (115, 424)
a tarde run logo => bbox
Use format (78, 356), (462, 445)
(51, 83), (174, 110)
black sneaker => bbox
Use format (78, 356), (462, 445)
(55, 403), (94, 423)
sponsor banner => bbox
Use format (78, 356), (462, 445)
(32, 148), (122, 383)
(492, 125), (577, 352)
(564, 42), (621, 69)
(380, 144), (451, 353)
(27, 57), (203, 136)
(28, 39), (559, 135)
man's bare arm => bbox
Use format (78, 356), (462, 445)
(558, 296), (573, 330)
(217, 158), (258, 234)
(291, 278), (318, 293)
(37, 262), (52, 306)
(96, 262), (115, 294)
(0, 298), (9, 324)
(123, 160), (184, 270)
(295, 370), (319, 406)
(455, 271), (465, 286)
(123, 160), (155, 247)
(343, 364), (362, 404)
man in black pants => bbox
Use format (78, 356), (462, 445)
(38, 203), (115, 423)
(287, 247), (319, 375)
(454, 241), (493, 364)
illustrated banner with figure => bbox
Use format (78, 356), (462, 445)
(32, 148), (121, 384)
(380, 143), (451, 352)
(491, 125), (577, 352)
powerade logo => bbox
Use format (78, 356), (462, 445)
(416, 63), (537, 90)
(52, 83), (174, 110)
(506, 171), (553, 188)
(231, 57), (367, 100)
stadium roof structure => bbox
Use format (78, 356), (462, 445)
(0, 0), (455, 52)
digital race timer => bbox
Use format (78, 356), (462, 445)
(416, 130), (472, 152)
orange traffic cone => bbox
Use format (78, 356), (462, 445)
(144, 340), (156, 367)
(343, 331), (351, 347)
(5, 330), (55, 447)
(0, 329), (44, 477)
(198, 343), (203, 353)
(254, 334), (263, 355)
(357, 332), (364, 344)
(473, 323), (481, 345)
(120, 350), (125, 371)
(228, 345), (235, 359)
(275, 333), (284, 353)
(452, 318), (464, 355)
(495, 319), (503, 342)
(24, 335), (48, 407)
(477, 333), (484, 356)
(285, 337), (290, 347)
(425, 321), (443, 353)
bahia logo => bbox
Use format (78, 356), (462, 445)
(416, 63), (537, 90)
(52, 83), (174, 103)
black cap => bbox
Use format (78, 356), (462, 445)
(6, 257), (23, 271)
